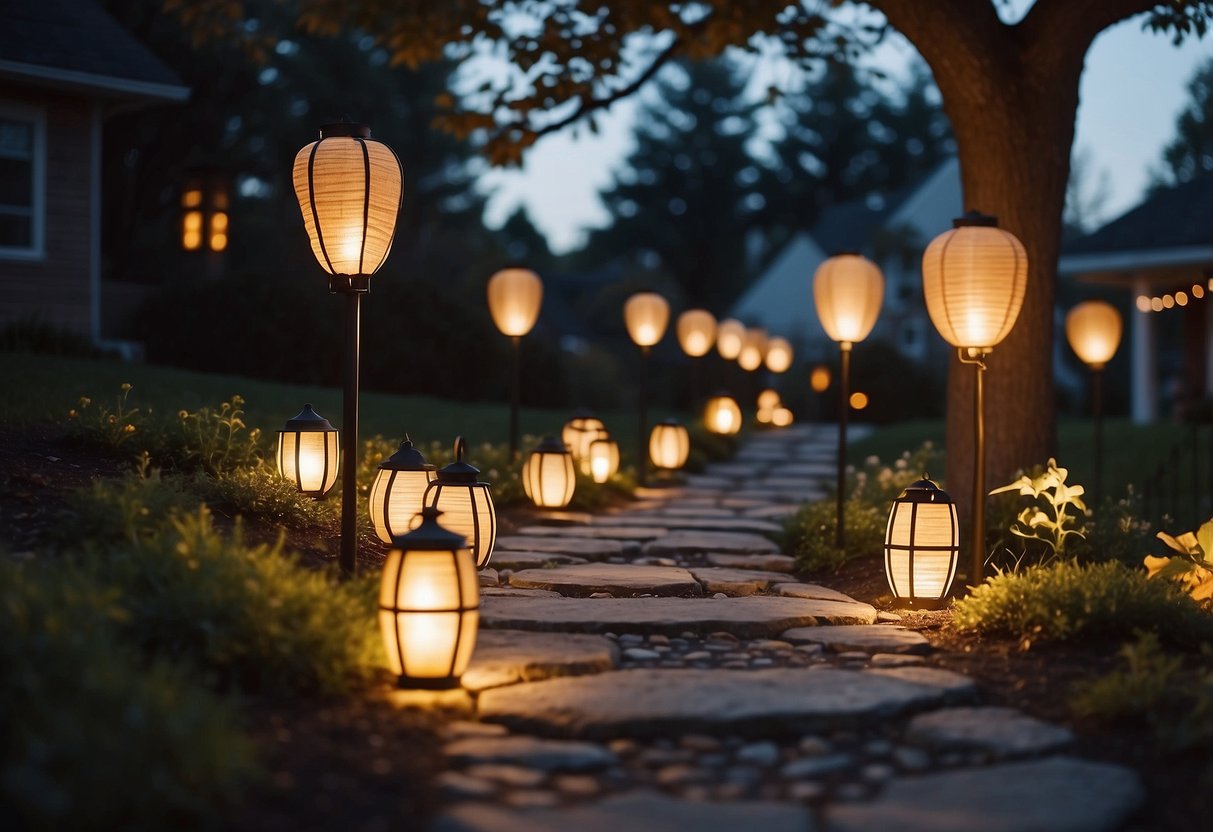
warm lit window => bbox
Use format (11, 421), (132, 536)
(0, 106), (45, 258)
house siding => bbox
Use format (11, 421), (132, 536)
(0, 84), (93, 335)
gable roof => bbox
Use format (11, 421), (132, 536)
(1065, 175), (1213, 256)
(0, 0), (187, 101)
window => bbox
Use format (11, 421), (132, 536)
(0, 104), (45, 258)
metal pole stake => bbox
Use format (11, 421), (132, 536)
(835, 342), (851, 550)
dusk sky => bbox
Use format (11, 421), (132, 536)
(479, 12), (1213, 254)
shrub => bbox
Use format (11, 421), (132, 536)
(952, 560), (1213, 647)
(196, 465), (340, 530)
(88, 508), (384, 697)
(850, 443), (943, 506)
(0, 316), (105, 357)
(1072, 632), (1213, 752)
(782, 498), (887, 573)
(159, 396), (263, 475)
(0, 561), (255, 829)
(58, 457), (195, 547)
(1070, 486), (1154, 567)
(1144, 517), (1213, 603)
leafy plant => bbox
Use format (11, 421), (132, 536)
(196, 464), (340, 529)
(952, 559), (1213, 647)
(1073, 485), (1154, 567)
(0, 560), (256, 829)
(58, 455), (194, 547)
(989, 458), (1087, 563)
(1072, 632), (1213, 752)
(66, 382), (144, 449)
(167, 395), (264, 475)
(1145, 517), (1213, 603)
(782, 497), (887, 573)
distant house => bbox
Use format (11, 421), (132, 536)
(0, 0), (187, 344)
(1060, 176), (1213, 423)
(731, 158), (962, 364)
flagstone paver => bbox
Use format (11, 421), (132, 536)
(774, 582), (866, 603)
(825, 757), (1143, 832)
(478, 667), (975, 738)
(480, 595), (878, 637)
(444, 736), (618, 772)
(462, 631), (619, 692)
(904, 707), (1074, 758)
(689, 566), (795, 596)
(592, 514), (784, 535)
(706, 552), (797, 572)
(488, 551), (589, 570)
(493, 536), (631, 560)
(641, 530), (780, 557)
(782, 625), (933, 655)
(506, 564), (702, 598)
(512, 525), (668, 541)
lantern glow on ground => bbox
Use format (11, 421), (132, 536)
(378, 507), (479, 689)
(277, 404), (339, 497)
(487, 267), (544, 457)
(1065, 300), (1123, 505)
(424, 437), (497, 568)
(813, 252), (884, 550)
(922, 212), (1027, 584)
(292, 122), (403, 576)
(884, 477), (960, 607)
(369, 437), (436, 543)
(522, 436), (576, 509)
(649, 420), (690, 471)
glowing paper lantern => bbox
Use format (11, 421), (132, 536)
(757, 389), (780, 411)
(772, 407), (794, 427)
(522, 436), (576, 509)
(588, 434), (620, 484)
(738, 328), (767, 371)
(562, 414), (605, 462)
(424, 437), (496, 568)
(292, 123), (403, 277)
(677, 309), (717, 357)
(704, 394), (742, 436)
(884, 477), (959, 605)
(921, 213), (1027, 351)
(378, 506), (479, 689)
(623, 292), (670, 347)
(369, 437), (436, 544)
(765, 337), (793, 373)
(649, 420), (690, 470)
(486, 267), (543, 337)
(716, 318), (745, 360)
(1065, 300), (1122, 370)
(813, 253), (884, 346)
(277, 404), (339, 497)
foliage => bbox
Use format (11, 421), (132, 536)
(165, 395), (263, 475)
(58, 456), (194, 546)
(196, 465), (340, 529)
(1152, 55), (1213, 188)
(1073, 486), (1155, 567)
(0, 316), (105, 358)
(783, 498), (887, 574)
(989, 459), (1088, 564)
(86, 507), (383, 696)
(952, 560), (1213, 647)
(66, 383), (144, 450)
(0, 560), (255, 829)
(851, 444), (944, 506)
(1145, 518), (1213, 603)
(1072, 632), (1213, 752)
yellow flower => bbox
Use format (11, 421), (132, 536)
(178, 410), (189, 420)
(123, 424), (136, 434)
(120, 383), (132, 392)
(107, 415), (117, 424)
(79, 397), (91, 407)
(67, 409), (77, 418)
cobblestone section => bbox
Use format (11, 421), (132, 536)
(421, 425), (1143, 832)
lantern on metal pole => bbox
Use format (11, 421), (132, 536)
(813, 252), (884, 550)
(677, 308), (717, 403)
(623, 292), (670, 485)
(737, 327), (767, 372)
(487, 267), (544, 458)
(1065, 300), (1122, 507)
(922, 211), (1027, 585)
(292, 121), (403, 576)
(884, 476), (960, 608)
(764, 337), (794, 374)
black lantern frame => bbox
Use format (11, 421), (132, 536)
(424, 436), (497, 568)
(378, 506), (480, 690)
(277, 404), (339, 498)
(884, 476), (960, 609)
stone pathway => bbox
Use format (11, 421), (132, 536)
(421, 425), (1144, 831)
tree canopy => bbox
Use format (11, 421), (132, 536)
(1152, 54), (1213, 189)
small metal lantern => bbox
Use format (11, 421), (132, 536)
(522, 436), (576, 509)
(424, 437), (496, 568)
(649, 419), (690, 471)
(704, 393), (742, 436)
(587, 433), (620, 484)
(368, 436), (436, 544)
(884, 476), (960, 607)
(562, 412), (605, 462)
(378, 506), (480, 689)
(277, 404), (339, 498)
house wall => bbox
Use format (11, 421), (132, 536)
(0, 83), (95, 336)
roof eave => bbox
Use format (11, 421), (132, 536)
(0, 58), (189, 103)
(1058, 244), (1213, 277)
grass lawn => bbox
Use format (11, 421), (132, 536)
(851, 417), (1207, 515)
(0, 352), (667, 449)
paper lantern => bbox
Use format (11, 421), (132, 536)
(813, 253), (884, 345)
(737, 328), (767, 371)
(765, 337), (794, 373)
(292, 122), (403, 277)
(424, 437), (496, 568)
(623, 292), (670, 347)
(487, 267), (543, 338)
(677, 309), (717, 357)
(884, 477), (959, 604)
(921, 212), (1027, 350)
(649, 420), (690, 470)
(1065, 300), (1122, 370)
(562, 413), (605, 462)
(369, 437), (436, 544)
(378, 506), (479, 689)
(704, 394), (742, 436)
(277, 404), (339, 497)
(522, 436), (576, 509)
(716, 318), (745, 360)
(757, 389), (780, 411)
(588, 434), (620, 483)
